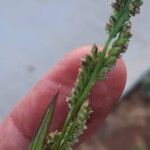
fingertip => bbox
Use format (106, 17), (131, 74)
(90, 58), (127, 108)
(0, 45), (127, 149)
(78, 58), (127, 144)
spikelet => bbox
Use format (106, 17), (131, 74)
(44, 131), (60, 150)
(108, 21), (132, 59)
(129, 0), (143, 16)
(106, 0), (143, 37)
(44, 100), (92, 150)
(60, 100), (92, 149)
(67, 44), (99, 109)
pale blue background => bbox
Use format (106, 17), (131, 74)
(0, 0), (149, 120)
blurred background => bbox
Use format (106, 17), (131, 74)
(0, 0), (149, 149)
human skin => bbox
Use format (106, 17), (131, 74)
(0, 46), (127, 150)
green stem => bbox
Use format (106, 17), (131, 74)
(53, 1), (133, 149)
(102, 36), (112, 55)
(53, 58), (103, 150)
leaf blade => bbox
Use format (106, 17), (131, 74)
(29, 89), (59, 150)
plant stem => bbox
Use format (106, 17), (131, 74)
(52, 1), (140, 149)
(53, 59), (102, 150)
(53, 5), (131, 148)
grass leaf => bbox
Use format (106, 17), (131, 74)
(29, 89), (59, 150)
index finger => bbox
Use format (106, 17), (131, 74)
(0, 46), (126, 150)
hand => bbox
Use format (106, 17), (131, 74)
(0, 46), (126, 150)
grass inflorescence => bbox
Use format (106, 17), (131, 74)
(29, 0), (143, 150)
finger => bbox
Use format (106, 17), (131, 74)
(0, 46), (126, 150)
(78, 57), (126, 145)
